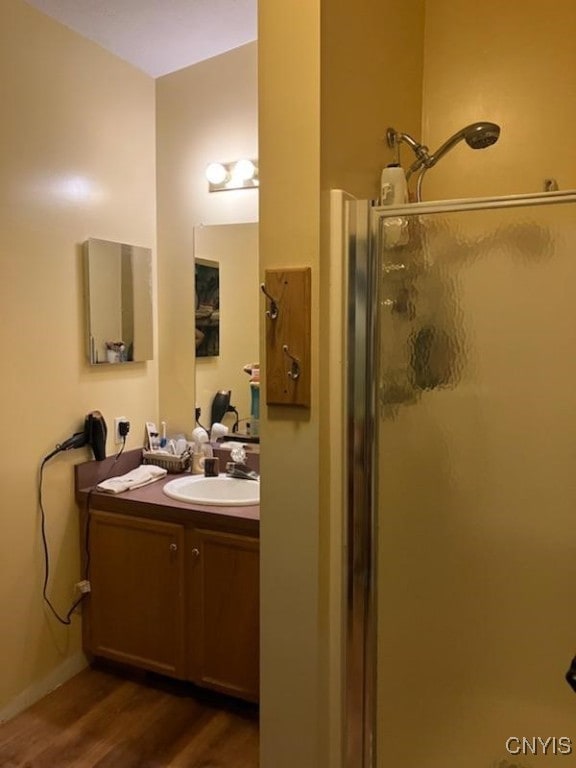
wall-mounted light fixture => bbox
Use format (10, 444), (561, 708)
(205, 158), (259, 192)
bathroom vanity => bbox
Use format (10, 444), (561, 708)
(75, 451), (259, 702)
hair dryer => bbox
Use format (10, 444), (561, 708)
(44, 411), (108, 463)
(85, 411), (107, 461)
(210, 390), (232, 425)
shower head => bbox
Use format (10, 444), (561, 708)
(429, 122), (500, 167)
(387, 121), (501, 179)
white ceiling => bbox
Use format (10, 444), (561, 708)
(24, 0), (257, 78)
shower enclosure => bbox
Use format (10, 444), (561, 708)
(344, 189), (576, 768)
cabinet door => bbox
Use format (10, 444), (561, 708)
(86, 511), (186, 678)
(187, 528), (259, 701)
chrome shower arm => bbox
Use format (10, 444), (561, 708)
(387, 127), (431, 175)
(386, 128), (423, 154)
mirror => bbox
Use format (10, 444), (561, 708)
(193, 223), (259, 436)
(84, 238), (153, 364)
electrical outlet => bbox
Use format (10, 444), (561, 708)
(75, 580), (91, 594)
(114, 416), (129, 444)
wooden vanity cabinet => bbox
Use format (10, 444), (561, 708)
(187, 528), (259, 701)
(83, 508), (259, 702)
(86, 511), (186, 679)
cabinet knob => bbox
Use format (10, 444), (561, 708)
(169, 542), (178, 552)
(191, 547), (200, 558)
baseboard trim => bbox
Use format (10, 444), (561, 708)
(0, 651), (88, 723)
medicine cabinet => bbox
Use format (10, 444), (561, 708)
(84, 238), (153, 364)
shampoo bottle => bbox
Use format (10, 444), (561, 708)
(380, 163), (408, 206)
(380, 164), (409, 248)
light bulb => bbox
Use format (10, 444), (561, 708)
(232, 159), (256, 182)
(205, 162), (228, 185)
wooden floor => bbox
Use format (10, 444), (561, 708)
(0, 663), (259, 768)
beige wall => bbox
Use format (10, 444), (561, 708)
(0, 0), (157, 719)
(258, 2), (322, 766)
(321, 0), (425, 198)
(422, 0), (576, 201)
(259, 1), (424, 765)
(156, 44), (258, 437)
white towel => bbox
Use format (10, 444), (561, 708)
(96, 464), (167, 494)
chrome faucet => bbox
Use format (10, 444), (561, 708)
(225, 461), (259, 481)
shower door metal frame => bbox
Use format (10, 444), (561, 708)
(344, 188), (576, 768)
(345, 197), (378, 768)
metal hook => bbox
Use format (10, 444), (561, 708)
(282, 344), (301, 380)
(260, 283), (279, 320)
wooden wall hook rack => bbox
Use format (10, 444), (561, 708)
(263, 267), (311, 408)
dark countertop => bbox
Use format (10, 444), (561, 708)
(75, 449), (259, 536)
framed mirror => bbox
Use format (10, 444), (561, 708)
(84, 238), (153, 364)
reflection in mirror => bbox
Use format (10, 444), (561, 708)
(84, 238), (153, 364)
(193, 223), (259, 437)
(195, 259), (220, 357)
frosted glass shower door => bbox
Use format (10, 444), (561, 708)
(373, 197), (576, 768)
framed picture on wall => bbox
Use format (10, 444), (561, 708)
(195, 259), (220, 357)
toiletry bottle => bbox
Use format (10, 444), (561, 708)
(380, 164), (409, 248)
(380, 163), (408, 207)
(192, 430), (213, 474)
(250, 382), (260, 437)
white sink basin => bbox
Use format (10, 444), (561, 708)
(163, 474), (259, 506)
